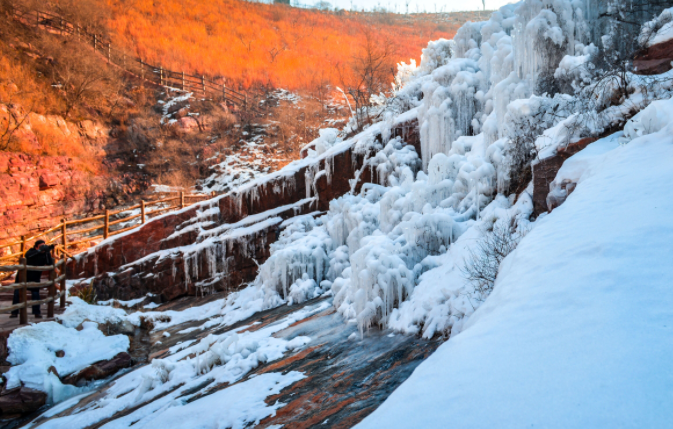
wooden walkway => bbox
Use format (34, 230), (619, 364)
(0, 289), (65, 333)
(0, 192), (212, 268)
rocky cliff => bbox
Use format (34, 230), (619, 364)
(70, 119), (421, 302)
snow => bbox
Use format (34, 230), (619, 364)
(6, 321), (129, 403)
(303, 128), (341, 158)
(199, 140), (290, 194)
(57, 297), (129, 329)
(622, 97), (673, 143)
(130, 371), (305, 429)
(547, 132), (621, 208)
(27, 300), (329, 428)
(640, 7), (673, 47)
(98, 294), (155, 309)
(355, 127), (673, 428)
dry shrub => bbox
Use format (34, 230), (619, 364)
(0, 39), (66, 116)
(213, 112), (238, 134)
(69, 280), (97, 304)
(462, 221), (526, 301)
(104, 0), (459, 90)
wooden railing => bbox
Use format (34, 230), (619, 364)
(9, 6), (261, 113)
(0, 192), (213, 267)
(0, 257), (66, 324)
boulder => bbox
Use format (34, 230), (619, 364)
(633, 38), (673, 75)
(61, 352), (132, 387)
(175, 107), (189, 119)
(161, 99), (190, 115)
(531, 137), (597, 216)
(176, 116), (199, 133)
(78, 120), (105, 139)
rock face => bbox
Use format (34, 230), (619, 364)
(0, 152), (103, 244)
(0, 387), (47, 417)
(91, 199), (315, 301)
(0, 104), (114, 248)
(61, 352), (132, 387)
(634, 38), (673, 75)
(71, 120), (421, 302)
(70, 144), (367, 284)
(531, 137), (597, 217)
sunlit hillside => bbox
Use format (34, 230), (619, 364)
(105, 0), (471, 90)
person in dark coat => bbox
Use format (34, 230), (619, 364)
(10, 240), (53, 318)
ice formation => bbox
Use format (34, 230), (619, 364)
(249, 0), (673, 338)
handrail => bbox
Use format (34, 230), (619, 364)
(9, 5), (263, 113)
(0, 190), (215, 322)
(0, 257), (65, 323)
(0, 191), (216, 265)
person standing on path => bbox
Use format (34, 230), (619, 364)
(10, 240), (54, 319)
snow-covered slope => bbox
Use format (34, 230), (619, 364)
(355, 120), (673, 428)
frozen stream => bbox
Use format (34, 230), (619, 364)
(24, 294), (440, 428)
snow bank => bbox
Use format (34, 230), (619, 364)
(640, 7), (673, 47)
(622, 97), (673, 142)
(6, 321), (129, 403)
(57, 297), (129, 329)
(355, 128), (673, 428)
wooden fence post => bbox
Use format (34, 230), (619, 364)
(141, 200), (146, 224)
(222, 83), (226, 103)
(202, 75), (206, 96)
(19, 257), (27, 325)
(107, 43), (111, 63)
(93, 34), (97, 51)
(141, 60), (145, 80)
(104, 209), (110, 239)
(180, 191), (185, 209)
(59, 254), (66, 308)
(160, 67), (164, 86)
(61, 219), (67, 254)
(20, 235), (25, 256)
(48, 267), (55, 318)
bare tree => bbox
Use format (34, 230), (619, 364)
(337, 24), (396, 131)
(42, 39), (114, 119)
(0, 99), (32, 151)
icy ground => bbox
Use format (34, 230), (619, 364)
(355, 124), (673, 428)
(23, 293), (440, 428)
(198, 138), (290, 194)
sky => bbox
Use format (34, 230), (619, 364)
(290, 0), (518, 12)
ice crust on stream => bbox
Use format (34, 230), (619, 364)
(25, 300), (329, 428)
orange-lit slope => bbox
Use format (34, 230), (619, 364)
(106, 0), (459, 90)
